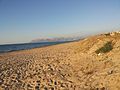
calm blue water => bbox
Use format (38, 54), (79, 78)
(0, 41), (68, 53)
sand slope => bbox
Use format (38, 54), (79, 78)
(0, 32), (120, 90)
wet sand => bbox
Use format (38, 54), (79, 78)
(0, 32), (120, 90)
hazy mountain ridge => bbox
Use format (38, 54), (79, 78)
(31, 36), (82, 43)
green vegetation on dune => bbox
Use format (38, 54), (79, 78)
(95, 41), (113, 54)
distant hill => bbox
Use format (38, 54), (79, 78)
(31, 36), (82, 43)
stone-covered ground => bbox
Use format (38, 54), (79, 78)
(0, 32), (120, 90)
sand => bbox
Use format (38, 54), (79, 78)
(0, 32), (120, 90)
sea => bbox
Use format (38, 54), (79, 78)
(0, 41), (69, 53)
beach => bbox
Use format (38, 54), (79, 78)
(0, 32), (120, 90)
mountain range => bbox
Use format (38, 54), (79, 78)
(31, 36), (82, 43)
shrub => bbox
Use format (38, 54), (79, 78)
(95, 41), (113, 54)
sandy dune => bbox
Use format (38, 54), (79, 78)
(0, 32), (120, 90)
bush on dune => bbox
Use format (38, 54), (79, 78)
(95, 41), (113, 54)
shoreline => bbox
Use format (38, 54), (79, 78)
(0, 40), (79, 54)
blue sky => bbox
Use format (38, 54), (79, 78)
(0, 0), (120, 44)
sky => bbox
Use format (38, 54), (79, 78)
(0, 0), (120, 44)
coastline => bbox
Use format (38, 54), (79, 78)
(0, 40), (77, 54)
